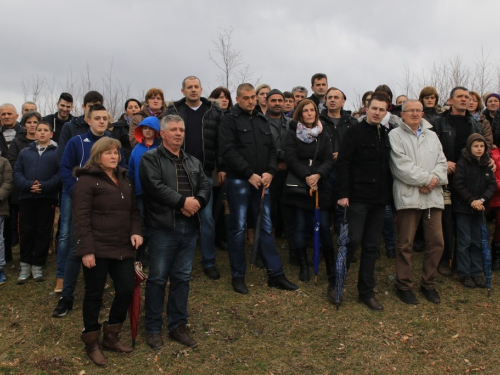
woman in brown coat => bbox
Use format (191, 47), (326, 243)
(128, 88), (166, 147)
(73, 137), (142, 367)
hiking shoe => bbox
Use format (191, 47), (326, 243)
(459, 276), (476, 288)
(420, 286), (440, 304)
(472, 276), (486, 288)
(146, 333), (164, 350)
(52, 297), (73, 317)
(17, 262), (32, 285)
(169, 324), (198, 348)
(32, 265), (44, 282)
(396, 288), (419, 304)
(0, 270), (6, 286)
(54, 278), (63, 293)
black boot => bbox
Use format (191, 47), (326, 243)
(493, 242), (500, 271)
(298, 247), (310, 282)
(288, 244), (299, 266)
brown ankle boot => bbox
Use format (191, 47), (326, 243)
(81, 330), (108, 367)
(102, 322), (133, 353)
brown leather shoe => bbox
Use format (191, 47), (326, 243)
(146, 333), (164, 350)
(81, 330), (108, 367)
(102, 322), (133, 353)
(360, 297), (384, 311)
(169, 324), (198, 348)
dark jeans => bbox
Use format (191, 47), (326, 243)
(346, 202), (385, 299)
(455, 213), (483, 278)
(199, 177), (217, 269)
(293, 207), (336, 286)
(270, 171), (295, 250)
(144, 217), (197, 334)
(19, 198), (56, 266)
(82, 257), (134, 333)
(61, 225), (80, 301)
(226, 178), (284, 278)
(56, 190), (72, 278)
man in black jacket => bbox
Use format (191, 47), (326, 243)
(164, 76), (222, 280)
(336, 93), (391, 311)
(219, 83), (298, 294)
(43, 92), (74, 144)
(431, 86), (484, 276)
(140, 114), (210, 350)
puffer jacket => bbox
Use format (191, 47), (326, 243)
(452, 148), (496, 214)
(389, 120), (448, 210)
(164, 97), (221, 175)
(219, 104), (277, 179)
(73, 166), (141, 259)
(0, 157), (13, 217)
(430, 110), (483, 163)
(284, 122), (334, 210)
(139, 144), (211, 229)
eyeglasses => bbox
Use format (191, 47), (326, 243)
(402, 110), (423, 114)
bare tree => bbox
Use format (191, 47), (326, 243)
(208, 27), (260, 94)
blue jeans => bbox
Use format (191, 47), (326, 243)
(383, 205), (396, 250)
(56, 191), (72, 278)
(225, 178), (283, 278)
(144, 218), (197, 333)
(61, 224), (81, 300)
(199, 177), (216, 269)
(455, 213), (483, 278)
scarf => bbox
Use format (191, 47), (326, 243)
(124, 115), (132, 125)
(147, 107), (162, 117)
(296, 121), (322, 144)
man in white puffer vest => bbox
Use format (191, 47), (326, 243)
(389, 99), (448, 305)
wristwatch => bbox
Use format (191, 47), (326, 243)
(480, 198), (485, 203)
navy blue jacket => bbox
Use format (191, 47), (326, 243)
(13, 141), (61, 201)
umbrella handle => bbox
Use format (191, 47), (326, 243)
(309, 188), (319, 208)
(261, 186), (266, 197)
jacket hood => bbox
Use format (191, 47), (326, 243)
(73, 165), (128, 178)
(28, 139), (58, 150)
(134, 116), (160, 143)
(462, 133), (490, 165)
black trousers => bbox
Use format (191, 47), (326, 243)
(345, 202), (385, 300)
(82, 257), (134, 333)
(19, 198), (56, 266)
(270, 170), (295, 250)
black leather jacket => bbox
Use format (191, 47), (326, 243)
(430, 110), (482, 163)
(164, 97), (221, 175)
(139, 144), (211, 229)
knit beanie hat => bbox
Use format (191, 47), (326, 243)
(466, 133), (487, 154)
(485, 93), (500, 104)
(266, 89), (284, 100)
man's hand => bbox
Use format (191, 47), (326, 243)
(277, 162), (287, 172)
(427, 176), (439, 191)
(337, 198), (349, 207)
(447, 161), (456, 174)
(419, 186), (431, 194)
(183, 197), (201, 215)
(30, 180), (42, 194)
(305, 174), (321, 189)
(333, 152), (338, 163)
(131, 235), (143, 249)
(261, 173), (273, 188)
(489, 158), (497, 172)
(218, 171), (226, 185)
(248, 174), (262, 189)
(471, 199), (485, 211)
(82, 254), (96, 268)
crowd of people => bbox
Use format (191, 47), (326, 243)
(1, 73), (500, 367)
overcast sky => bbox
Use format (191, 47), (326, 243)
(1, 0), (500, 114)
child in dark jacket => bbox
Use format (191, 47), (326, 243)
(13, 121), (61, 284)
(452, 133), (496, 288)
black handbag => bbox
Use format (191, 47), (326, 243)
(285, 137), (320, 196)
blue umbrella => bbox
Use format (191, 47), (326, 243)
(481, 212), (492, 297)
(310, 189), (321, 284)
(335, 208), (349, 310)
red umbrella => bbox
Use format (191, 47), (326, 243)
(128, 262), (147, 347)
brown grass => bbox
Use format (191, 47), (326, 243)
(1, 236), (499, 375)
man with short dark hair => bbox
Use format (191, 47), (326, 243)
(431, 86), (484, 276)
(308, 73), (328, 111)
(21, 102), (37, 115)
(43, 93), (74, 144)
(163, 76), (222, 280)
(140, 114), (210, 350)
(219, 83), (298, 294)
(337, 93), (392, 311)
